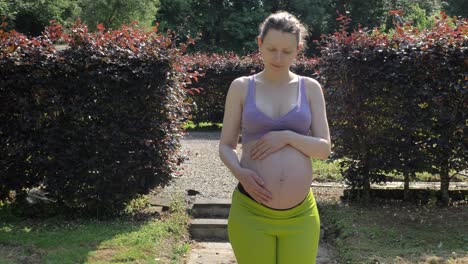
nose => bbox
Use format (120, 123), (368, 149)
(273, 51), (282, 62)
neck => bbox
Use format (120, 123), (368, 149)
(259, 69), (293, 84)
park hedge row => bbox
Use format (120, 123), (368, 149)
(0, 21), (190, 217)
(319, 13), (467, 205)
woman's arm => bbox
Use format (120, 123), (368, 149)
(287, 77), (331, 159)
(218, 78), (244, 178)
(218, 77), (272, 203)
(284, 132), (331, 160)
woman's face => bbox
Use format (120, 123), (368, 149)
(258, 29), (301, 72)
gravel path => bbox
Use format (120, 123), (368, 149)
(157, 131), (240, 200)
(156, 131), (345, 204)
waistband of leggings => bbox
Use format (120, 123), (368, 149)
(232, 187), (316, 219)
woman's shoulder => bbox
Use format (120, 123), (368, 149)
(299, 76), (324, 103)
(299, 75), (320, 87)
(300, 76), (322, 92)
(227, 75), (252, 102)
(230, 75), (252, 88)
(228, 75), (252, 95)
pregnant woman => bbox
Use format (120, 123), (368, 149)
(218, 11), (331, 264)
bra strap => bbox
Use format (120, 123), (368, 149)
(246, 75), (255, 104)
(298, 76), (303, 106)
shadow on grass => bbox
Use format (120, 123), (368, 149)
(0, 202), (189, 264)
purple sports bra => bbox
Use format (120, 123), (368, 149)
(241, 75), (312, 144)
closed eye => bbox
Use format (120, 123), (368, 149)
(268, 48), (292, 54)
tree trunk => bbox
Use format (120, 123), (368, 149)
(440, 161), (450, 206)
(403, 171), (410, 202)
(362, 169), (371, 204)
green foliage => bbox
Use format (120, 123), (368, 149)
(336, 0), (444, 33)
(123, 194), (150, 216)
(9, 0), (81, 36)
(442, 0), (468, 18)
(311, 159), (343, 182)
(157, 0), (265, 54)
(155, 0), (455, 56)
(183, 121), (222, 131)
(156, 0), (192, 37)
(156, 0), (334, 55)
(219, 2), (264, 54)
(385, 0), (443, 18)
(78, 0), (159, 31)
(330, 0), (389, 31)
(405, 3), (432, 29)
(0, 0), (15, 19)
(3, 0), (161, 34)
(389, 1), (442, 30)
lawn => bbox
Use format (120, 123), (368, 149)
(0, 195), (190, 264)
(314, 187), (468, 264)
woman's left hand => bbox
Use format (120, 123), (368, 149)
(250, 131), (290, 160)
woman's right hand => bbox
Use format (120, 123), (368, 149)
(235, 168), (272, 204)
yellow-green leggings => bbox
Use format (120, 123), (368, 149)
(228, 187), (321, 264)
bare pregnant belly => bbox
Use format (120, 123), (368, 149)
(240, 142), (313, 209)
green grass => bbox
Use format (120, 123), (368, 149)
(319, 200), (468, 263)
(0, 195), (190, 264)
(310, 159), (466, 183)
(312, 159), (343, 182)
(183, 121), (222, 131)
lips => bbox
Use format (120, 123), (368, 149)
(270, 63), (282, 68)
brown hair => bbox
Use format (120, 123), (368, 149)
(258, 11), (308, 48)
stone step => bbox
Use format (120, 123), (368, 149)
(190, 198), (231, 219)
(190, 218), (229, 241)
(187, 242), (237, 264)
(190, 217), (325, 242)
(148, 196), (171, 211)
(186, 241), (335, 264)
